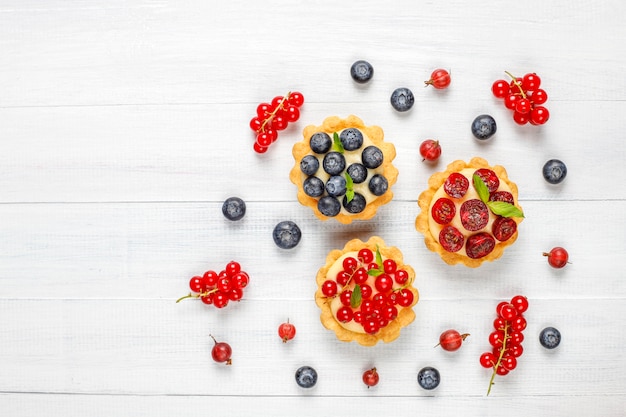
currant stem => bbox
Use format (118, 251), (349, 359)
(259, 91), (291, 132)
(175, 287), (218, 303)
(504, 71), (527, 99)
(487, 322), (510, 396)
(175, 293), (196, 303)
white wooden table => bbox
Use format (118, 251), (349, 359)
(1, 1), (625, 415)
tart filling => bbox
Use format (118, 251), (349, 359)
(416, 157), (524, 267)
(290, 115), (397, 223)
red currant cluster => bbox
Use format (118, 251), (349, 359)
(492, 71), (549, 125)
(479, 295), (528, 395)
(321, 247), (415, 335)
(176, 261), (249, 309)
(249, 91), (305, 153)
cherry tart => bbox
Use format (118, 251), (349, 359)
(315, 236), (419, 346)
(290, 115), (398, 224)
(415, 157), (524, 268)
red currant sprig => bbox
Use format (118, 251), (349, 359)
(479, 295), (528, 395)
(250, 91), (304, 153)
(177, 261), (249, 309)
(492, 71), (549, 126)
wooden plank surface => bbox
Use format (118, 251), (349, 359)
(1, 1), (625, 416)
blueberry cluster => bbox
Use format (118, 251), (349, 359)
(300, 128), (388, 217)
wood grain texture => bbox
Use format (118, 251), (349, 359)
(1, 0), (625, 416)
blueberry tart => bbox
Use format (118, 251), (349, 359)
(290, 115), (397, 223)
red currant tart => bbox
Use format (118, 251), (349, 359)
(315, 236), (419, 346)
(290, 115), (398, 224)
(415, 157), (524, 267)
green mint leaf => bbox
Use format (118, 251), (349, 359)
(367, 268), (383, 277)
(332, 132), (344, 153)
(473, 174), (490, 203)
(344, 172), (354, 203)
(375, 245), (383, 269)
(350, 284), (362, 308)
(487, 201), (525, 218)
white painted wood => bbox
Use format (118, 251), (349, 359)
(1, 0), (625, 416)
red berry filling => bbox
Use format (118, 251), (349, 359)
(431, 197), (456, 225)
(492, 216), (517, 242)
(439, 225), (464, 252)
(465, 233), (496, 259)
(444, 172), (469, 198)
(460, 199), (489, 231)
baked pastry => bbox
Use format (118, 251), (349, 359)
(315, 236), (419, 346)
(415, 157), (524, 267)
(290, 115), (397, 224)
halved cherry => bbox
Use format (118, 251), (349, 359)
(465, 232), (496, 259)
(443, 173), (469, 198)
(439, 225), (465, 252)
(489, 191), (514, 204)
(431, 197), (456, 225)
(492, 216), (517, 241)
(474, 168), (500, 193)
(460, 199), (489, 231)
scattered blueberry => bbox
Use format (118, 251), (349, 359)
(471, 114), (497, 140)
(222, 197), (246, 221)
(303, 176), (325, 197)
(300, 155), (320, 176)
(417, 366), (440, 390)
(542, 159), (567, 184)
(295, 366), (318, 388)
(318, 196), (341, 217)
(539, 326), (561, 349)
(322, 152), (346, 175)
(390, 87), (415, 112)
(347, 163), (368, 183)
(350, 60), (374, 84)
(310, 132), (332, 154)
(361, 145), (383, 169)
(343, 193), (366, 213)
(368, 174), (388, 196)
(272, 220), (302, 249)
(325, 175), (347, 197)
(339, 128), (364, 151)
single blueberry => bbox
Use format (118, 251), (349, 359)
(300, 155), (320, 176)
(295, 366), (317, 388)
(542, 159), (567, 184)
(368, 174), (388, 196)
(325, 175), (347, 197)
(222, 197), (246, 221)
(318, 196), (342, 217)
(539, 327), (561, 349)
(339, 128), (364, 151)
(303, 176), (325, 197)
(471, 114), (497, 140)
(417, 366), (440, 390)
(350, 60), (374, 84)
(362, 145), (383, 169)
(272, 220), (302, 249)
(322, 152), (346, 175)
(390, 87), (415, 112)
(310, 132), (332, 154)
(347, 163), (368, 183)
(343, 193), (366, 214)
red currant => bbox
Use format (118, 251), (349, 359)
(210, 335), (232, 365)
(358, 248), (374, 264)
(189, 276), (205, 293)
(530, 88), (548, 104)
(336, 306), (353, 323)
(232, 271), (249, 289)
(515, 97), (531, 114)
(544, 247), (569, 268)
(480, 352), (497, 368)
(321, 279), (338, 297)
(396, 288), (414, 307)
(530, 106), (550, 125)
(513, 111), (530, 125)
(278, 319), (296, 343)
(343, 256), (358, 273)
(425, 68), (451, 89)
(382, 259), (397, 274)
(522, 73), (541, 91)
(394, 269), (409, 285)
(419, 139), (442, 162)
(501, 355), (517, 371)
(491, 79), (511, 98)
(510, 295), (529, 313)
(437, 329), (470, 352)
(498, 303), (518, 321)
(360, 284), (372, 300)
(374, 274), (394, 293)
(287, 91), (305, 107)
(253, 142), (268, 154)
(228, 288), (243, 301)
(488, 330), (505, 348)
(212, 291), (229, 308)
(362, 368), (380, 388)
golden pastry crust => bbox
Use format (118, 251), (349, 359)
(290, 115), (398, 224)
(314, 236), (419, 346)
(415, 157), (523, 268)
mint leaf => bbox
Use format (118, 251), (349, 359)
(332, 132), (344, 153)
(375, 245), (383, 268)
(350, 284), (362, 308)
(345, 172), (354, 203)
(487, 201), (525, 218)
(367, 268), (383, 277)
(473, 174), (489, 203)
